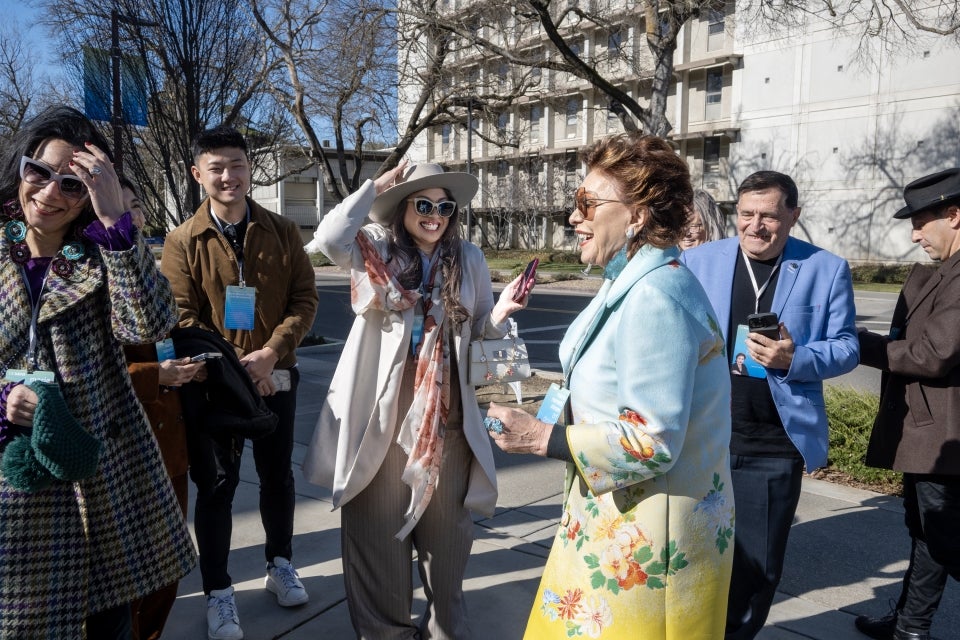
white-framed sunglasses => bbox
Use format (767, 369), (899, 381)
(19, 156), (88, 200)
(408, 197), (457, 218)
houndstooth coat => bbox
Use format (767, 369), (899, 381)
(0, 232), (197, 639)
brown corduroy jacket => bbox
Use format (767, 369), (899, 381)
(160, 197), (318, 369)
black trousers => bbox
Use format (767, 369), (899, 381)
(725, 454), (804, 640)
(187, 367), (300, 594)
(894, 473), (960, 632)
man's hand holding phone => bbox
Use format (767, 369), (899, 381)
(746, 312), (796, 370)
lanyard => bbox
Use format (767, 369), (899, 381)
(19, 263), (52, 372)
(211, 205), (250, 286)
(418, 251), (440, 311)
(411, 252), (440, 358)
(741, 250), (782, 313)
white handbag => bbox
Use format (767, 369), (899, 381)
(467, 323), (531, 386)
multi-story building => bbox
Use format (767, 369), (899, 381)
(249, 145), (390, 244)
(402, 1), (960, 262)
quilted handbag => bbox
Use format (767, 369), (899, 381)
(467, 328), (531, 386)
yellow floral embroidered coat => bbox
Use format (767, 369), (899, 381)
(525, 245), (734, 639)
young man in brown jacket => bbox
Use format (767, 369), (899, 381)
(855, 168), (960, 640)
(160, 126), (318, 640)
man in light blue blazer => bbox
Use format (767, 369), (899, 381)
(681, 171), (859, 640)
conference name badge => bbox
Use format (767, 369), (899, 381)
(224, 285), (257, 330)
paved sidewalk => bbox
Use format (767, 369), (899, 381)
(163, 342), (960, 640)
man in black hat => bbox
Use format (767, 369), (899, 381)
(854, 168), (960, 640)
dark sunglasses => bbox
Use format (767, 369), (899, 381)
(408, 197), (457, 218)
(20, 157), (88, 199)
(574, 187), (624, 221)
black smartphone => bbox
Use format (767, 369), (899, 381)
(189, 352), (224, 362)
(747, 312), (780, 340)
(513, 258), (539, 302)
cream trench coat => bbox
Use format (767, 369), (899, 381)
(302, 181), (506, 516)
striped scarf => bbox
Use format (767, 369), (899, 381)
(353, 232), (450, 540)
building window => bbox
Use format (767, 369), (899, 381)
(497, 62), (510, 89)
(707, 9), (725, 51)
(565, 97), (580, 139)
(497, 112), (510, 138)
(569, 38), (583, 58)
(496, 160), (509, 192)
(441, 124), (451, 154)
(606, 106), (620, 133)
(530, 105), (542, 143)
(705, 69), (722, 120)
(607, 28), (622, 56)
(703, 137), (720, 184)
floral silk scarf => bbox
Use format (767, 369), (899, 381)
(352, 232), (450, 540)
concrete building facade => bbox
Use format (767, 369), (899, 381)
(401, 0), (960, 262)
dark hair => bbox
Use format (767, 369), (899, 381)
(737, 171), (799, 210)
(118, 174), (138, 197)
(388, 190), (469, 328)
(581, 133), (692, 252)
(0, 105), (113, 229)
(191, 125), (248, 162)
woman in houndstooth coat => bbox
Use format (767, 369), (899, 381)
(0, 106), (195, 639)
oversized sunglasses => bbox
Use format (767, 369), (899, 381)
(574, 187), (624, 221)
(408, 197), (457, 218)
(20, 157), (88, 199)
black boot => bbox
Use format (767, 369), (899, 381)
(855, 613), (896, 640)
(892, 622), (930, 640)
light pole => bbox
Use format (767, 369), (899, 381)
(449, 96), (484, 243)
(465, 100), (474, 243)
(111, 10), (157, 174)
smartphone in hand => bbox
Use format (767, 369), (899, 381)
(513, 258), (539, 302)
(189, 352), (224, 363)
(747, 312), (780, 340)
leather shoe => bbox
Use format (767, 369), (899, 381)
(856, 613), (896, 639)
(854, 613), (930, 640)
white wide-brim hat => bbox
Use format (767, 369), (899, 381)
(369, 163), (478, 224)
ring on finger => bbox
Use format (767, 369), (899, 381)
(484, 416), (504, 434)
(89, 166), (103, 176)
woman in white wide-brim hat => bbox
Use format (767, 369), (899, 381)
(303, 161), (529, 638)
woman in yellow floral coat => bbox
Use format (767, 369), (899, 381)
(487, 133), (734, 639)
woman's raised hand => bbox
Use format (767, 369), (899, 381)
(373, 160), (410, 196)
(71, 142), (126, 227)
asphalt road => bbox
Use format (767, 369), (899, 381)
(312, 274), (897, 393)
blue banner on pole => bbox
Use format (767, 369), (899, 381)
(121, 56), (148, 127)
(83, 47), (148, 127)
(83, 47), (111, 123)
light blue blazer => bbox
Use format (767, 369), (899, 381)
(681, 236), (860, 470)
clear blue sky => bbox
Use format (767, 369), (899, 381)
(3, 2), (66, 79)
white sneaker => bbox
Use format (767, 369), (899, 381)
(206, 586), (243, 640)
(265, 556), (309, 607)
